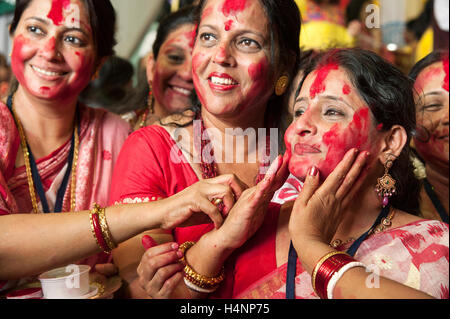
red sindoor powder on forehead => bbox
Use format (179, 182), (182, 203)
(47, 0), (71, 26)
(342, 83), (351, 95)
(222, 0), (248, 17)
(310, 63), (339, 99)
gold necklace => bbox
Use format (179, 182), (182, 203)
(11, 95), (79, 213)
(330, 208), (397, 249)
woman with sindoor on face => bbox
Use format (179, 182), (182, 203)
(130, 5), (198, 130)
(0, 0), (242, 294)
(109, 0), (300, 298)
(409, 51), (449, 224)
(137, 49), (448, 299)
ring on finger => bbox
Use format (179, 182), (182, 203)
(212, 198), (223, 206)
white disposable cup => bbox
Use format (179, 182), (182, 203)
(38, 265), (91, 299)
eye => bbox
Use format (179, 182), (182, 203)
(422, 103), (443, 112)
(64, 35), (84, 46)
(324, 108), (345, 117)
(27, 25), (45, 36)
(199, 32), (217, 47)
(167, 53), (185, 64)
(294, 108), (305, 118)
(236, 37), (261, 52)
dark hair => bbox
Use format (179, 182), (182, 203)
(190, 0), (301, 145)
(9, 0), (117, 60)
(298, 48), (421, 215)
(312, 0), (340, 5)
(153, 5), (198, 59)
(159, 0), (198, 22)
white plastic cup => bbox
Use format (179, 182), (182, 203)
(38, 265), (91, 299)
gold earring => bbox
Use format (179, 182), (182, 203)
(275, 75), (289, 96)
(91, 69), (100, 81)
(375, 159), (397, 207)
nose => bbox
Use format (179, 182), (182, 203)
(212, 44), (235, 67)
(294, 110), (317, 137)
(179, 58), (193, 83)
(38, 37), (62, 61)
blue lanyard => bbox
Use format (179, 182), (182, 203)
(286, 205), (391, 299)
(423, 179), (448, 224)
(7, 95), (78, 213)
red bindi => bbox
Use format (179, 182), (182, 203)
(224, 20), (234, 31)
(342, 84), (351, 95)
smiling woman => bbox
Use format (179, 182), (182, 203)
(109, 0), (301, 299)
(132, 5), (198, 130)
(0, 0), (131, 291)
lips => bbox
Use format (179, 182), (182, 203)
(31, 65), (68, 79)
(294, 143), (321, 155)
(208, 72), (239, 91)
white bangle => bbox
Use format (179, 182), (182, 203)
(327, 262), (366, 299)
(183, 277), (218, 294)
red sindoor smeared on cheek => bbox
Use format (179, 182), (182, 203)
(222, 0), (248, 16)
(10, 36), (28, 89)
(443, 58), (449, 92)
(310, 63), (339, 99)
(47, 0), (71, 26)
(246, 59), (270, 107)
(320, 108), (370, 178)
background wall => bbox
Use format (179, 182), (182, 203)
(111, 0), (164, 58)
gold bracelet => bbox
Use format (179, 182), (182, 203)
(95, 204), (117, 251)
(179, 241), (225, 289)
(311, 251), (350, 294)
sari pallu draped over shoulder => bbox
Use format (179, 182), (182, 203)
(0, 102), (131, 276)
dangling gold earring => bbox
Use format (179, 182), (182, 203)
(275, 75), (289, 96)
(375, 159), (397, 207)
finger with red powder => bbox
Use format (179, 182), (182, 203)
(142, 235), (158, 250)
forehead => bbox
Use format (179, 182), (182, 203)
(415, 61), (446, 92)
(299, 66), (367, 109)
(201, 0), (269, 33)
(163, 24), (196, 46)
(22, 0), (90, 28)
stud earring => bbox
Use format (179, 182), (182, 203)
(275, 75), (289, 96)
(375, 159), (397, 207)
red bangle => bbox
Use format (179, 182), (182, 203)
(314, 253), (355, 299)
(90, 211), (110, 254)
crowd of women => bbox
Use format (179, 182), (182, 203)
(0, 0), (448, 300)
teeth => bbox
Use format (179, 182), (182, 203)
(32, 66), (62, 77)
(211, 76), (237, 86)
(172, 87), (191, 96)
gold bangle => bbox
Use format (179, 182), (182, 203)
(95, 204), (117, 251)
(311, 251), (350, 294)
(179, 241), (225, 289)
